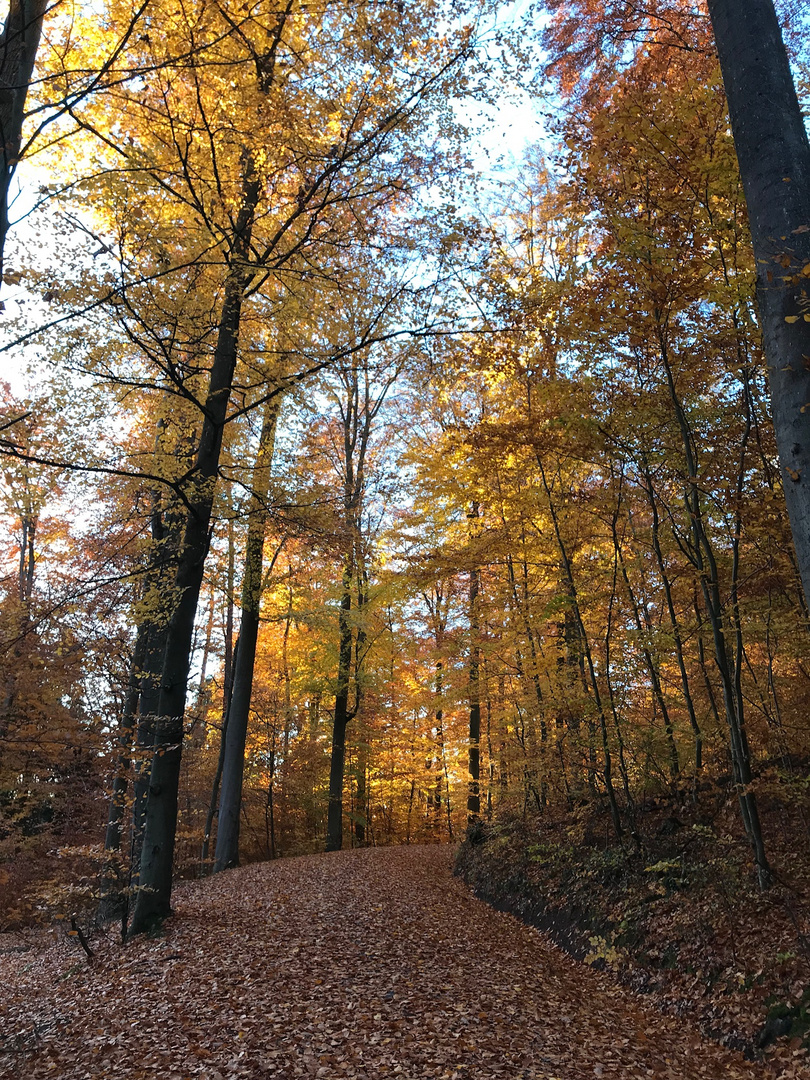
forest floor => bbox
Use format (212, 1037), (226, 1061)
(455, 797), (810, 1070)
(0, 844), (805, 1080)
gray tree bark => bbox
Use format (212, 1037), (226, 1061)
(127, 163), (261, 936)
(214, 394), (281, 872)
(0, 0), (47, 281)
(707, 0), (810, 607)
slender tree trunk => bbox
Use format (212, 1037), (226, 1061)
(638, 459), (703, 773)
(264, 735), (276, 860)
(214, 396), (281, 872)
(659, 335), (772, 886)
(97, 623), (148, 921)
(189, 586), (216, 748)
(485, 656), (494, 820)
(355, 745), (367, 846)
(537, 456), (623, 841)
(504, 550), (547, 804)
(324, 356), (388, 851)
(434, 660), (453, 839)
(200, 706), (228, 871)
(612, 512), (679, 780)
(467, 556), (481, 824)
(128, 164), (261, 936)
(707, 0), (810, 609)
(326, 560), (354, 852)
(201, 636), (238, 871)
(497, 673), (509, 797)
(222, 512), (236, 723)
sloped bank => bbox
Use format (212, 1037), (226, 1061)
(455, 814), (810, 1069)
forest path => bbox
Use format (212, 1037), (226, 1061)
(1, 845), (780, 1079)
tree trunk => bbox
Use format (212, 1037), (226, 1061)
(638, 458), (703, 774)
(128, 164), (260, 936)
(613, 516), (679, 781)
(127, 487), (184, 889)
(324, 356), (389, 851)
(96, 622), (147, 922)
(214, 395), (281, 872)
(222, 511), (237, 723)
(326, 560), (354, 852)
(0, 0), (47, 283)
(537, 456), (624, 841)
(707, 0), (810, 609)
(200, 700), (228, 871)
(103, 625), (146, 855)
(659, 333), (772, 886)
(467, 528), (481, 824)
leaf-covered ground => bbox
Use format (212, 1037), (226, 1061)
(455, 806), (810, 1063)
(0, 845), (804, 1079)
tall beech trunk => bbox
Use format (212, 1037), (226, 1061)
(200, 631), (239, 870)
(122, 484), (184, 892)
(485, 655), (495, 819)
(214, 396), (281, 872)
(467, 563), (481, 823)
(222, 511), (237, 722)
(199, 508), (239, 867)
(467, 502), (481, 824)
(129, 611), (171, 885)
(128, 166), (260, 936)
(707, 0), (810, 609)
(355, 740), (367, 846)
(431, 664), (444, 827)
(0, 0), (47, 283)
(326, 559), (355, 852)
(326, 558), (368, 852)
(604, 535), (636, 835)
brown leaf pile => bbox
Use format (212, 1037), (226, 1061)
(0, 846), (803, 1079)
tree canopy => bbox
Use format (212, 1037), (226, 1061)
(1, 3), (810, 1057)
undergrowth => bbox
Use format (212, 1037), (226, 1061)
(456, 784), (810, 1070)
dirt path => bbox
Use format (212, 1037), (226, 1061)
(0, 846), (792, 1079)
